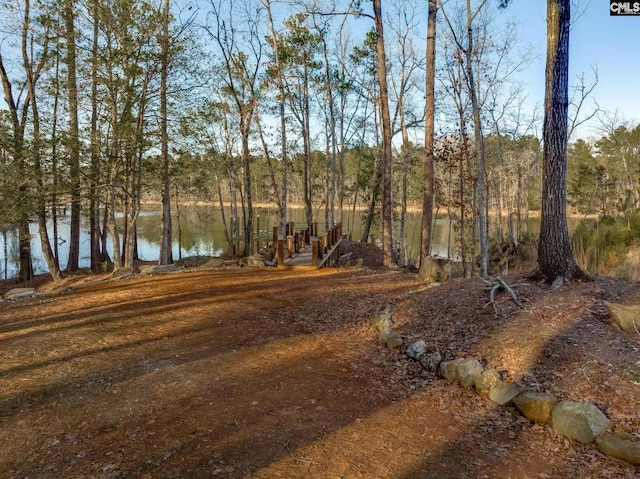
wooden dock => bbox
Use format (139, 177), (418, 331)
(281, 236), (343, 269)
(277, 223), (344, 269)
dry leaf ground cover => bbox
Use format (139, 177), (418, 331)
(0, 243), (639, 478)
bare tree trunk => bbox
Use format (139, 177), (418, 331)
(24, 13), (61, 281)
(361, 151), (382, 243)
(52, 51), (61, 264)
(420, 0), (437, 266)
(159, 0), (173, 265)
(241, 131), (253, 257)
(320, 33), (337, 227)
(215, 170), (232, 248)
(537, 0), (585, 282)
(107, 176), (122, 271)
(64, 0), (81, 271)
(90, 0), (101, 271)
(373, 0), (395, 267)
(464, 0), (488, 275)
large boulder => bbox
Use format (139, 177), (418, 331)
(595, 431), (640, 465)
(512, 391), (558, 423)
(604, 301), (640, 333)
(551, 401), (610, 444)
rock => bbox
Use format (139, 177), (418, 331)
(419, 351), (442, 372)
(439, 357), (483, 388)
(202, 257), (225, 268)
(551, 276), (565, 290)
(595, 431), (640, 465)
(4, 288), (36, 300)
(338, 252), (364, 268)
(178, 256), (215, 268)
(440, 358), (483, 388)
(153, 264), (177, 274)
(371, 306), (393, 330)
(139, 264), (177, 276)
(378, 327), (391, 342)
(138, 265), (156, 275)
(489, 382), (526, 406)
(111, 267), (134, 278)
(475, 369), (501, 396)
(385, 330), (403, 349)
(604, 301), (640, 333)
(338, 252), (354, 266)
(513, 391), (558, 423)
(372, 317), (392, 333)
(238, 254), (266, 268)
(457, 357), (484, 388)
(440, 358), (465, 383)
(405, 340), (427, 359)
(379, 305), (393, 323)
(551, 401), (610, 444)
(418, 256), (452, 283)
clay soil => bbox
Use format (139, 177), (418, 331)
(1, 242), (639, 479)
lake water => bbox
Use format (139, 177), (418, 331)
(0, 204), (554, 279)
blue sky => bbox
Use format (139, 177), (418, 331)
(506, 2), (640, 137)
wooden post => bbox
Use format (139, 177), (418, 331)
(287, 235), (293, 258)
(277, 239), (284, 268)
(312, 238), (319, 267)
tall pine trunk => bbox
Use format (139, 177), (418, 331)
(159, 0), (173, 265)
(373, 0), (395, 267)
(64, 0), (81, 271)
(537, 0), (585, 282)
(90, 0), (101, 271)
(420, 0), (437, 266)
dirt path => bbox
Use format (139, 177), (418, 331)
(1, 264), (639, 478)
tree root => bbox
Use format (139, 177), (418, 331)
(481, 275), (526, 316)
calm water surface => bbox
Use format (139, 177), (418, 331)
(0, 204), (565, 279)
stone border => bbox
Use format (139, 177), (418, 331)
(370, 296), (640, 466)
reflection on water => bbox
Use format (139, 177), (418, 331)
(0, 204), (555, 279)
